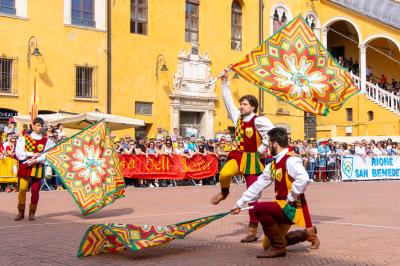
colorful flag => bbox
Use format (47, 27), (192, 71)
(45, 121), (125, 215)
(231, 16), (359, 116)
(77, 212), (229, 257)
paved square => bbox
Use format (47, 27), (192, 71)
(1, 181), (400, 266)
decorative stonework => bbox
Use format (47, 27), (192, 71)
(170, 43), (218, 138)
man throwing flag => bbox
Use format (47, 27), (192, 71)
(232, 127), (319, 258)
(15, 117), (54, 221)
(210, 69), (274, 242)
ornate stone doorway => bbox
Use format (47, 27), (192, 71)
(170, 44), (217, 138)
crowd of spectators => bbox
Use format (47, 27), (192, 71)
(0, 119), (68, 192)
(336, 56), (400, 96)
(1, 118), (400, 191)
(291, 138), (400, 183)
(112, 127), (236, 188)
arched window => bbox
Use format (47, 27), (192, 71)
(231, 0), (242, 51)
(272, 6), (288, 34)
(367, 111), (374, 121)
(305, 13), (320, 38)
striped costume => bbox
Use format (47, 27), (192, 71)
(271, 152), (312, 228)
(18, 134), (47, 179)
(228, 115), (264, 175)
(16, 133), (49, 219)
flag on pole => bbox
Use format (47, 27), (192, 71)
(45, 121), (125, 215)
(31, 68), (39, 123)
(231, 16), (359, 116)
(77, 212), (230, 257)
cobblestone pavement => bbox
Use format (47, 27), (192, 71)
(1, 181), (400, 266)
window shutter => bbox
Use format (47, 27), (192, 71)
(15, 0), (28, 18)
(64, 0), (71, 24)
(95, 0), (106, 30)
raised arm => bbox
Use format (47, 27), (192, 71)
(220, 70), (240, 126)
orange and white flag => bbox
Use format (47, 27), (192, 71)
(31, 68), (38, 123)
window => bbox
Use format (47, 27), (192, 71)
(185, 0), (199, 43)
(272, 6), (288, 34)
(367, 111), (374, 121)
(346, 108), (353, 122)
(305, 13), (320, 38)
(71, 0), (95, 27)
(135, 101), (152, 115)
(0, 0), (15, 15)
(231, 0), (242, 51)
(75, 66), (97, 99)
(0, 57), (17, 94)
(130, 0), (147, 34)
(0, 58), (12, 93)
(306, 14), (317, 30)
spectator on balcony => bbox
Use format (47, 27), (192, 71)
(379, 74), (388, 90)
(366, 65), (372, 80)
(352, 59), (359, 75)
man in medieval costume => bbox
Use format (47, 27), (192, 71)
(232, 127), (319, 258)
(210, 69), (274, 242)
(15, 117), (54, 221)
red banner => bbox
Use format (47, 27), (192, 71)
(119, 154), (219, 179)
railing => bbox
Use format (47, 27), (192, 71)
(350, 73), (400, 114)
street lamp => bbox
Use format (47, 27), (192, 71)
(27, 36), (41, 68)
(156, 54), (168, 80)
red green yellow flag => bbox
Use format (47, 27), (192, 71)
(231, 16), (359, 116)
(77, 212), (229, 257)
(45, 121), (125, 215)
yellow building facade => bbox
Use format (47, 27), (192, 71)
(0, 0), (399, 140)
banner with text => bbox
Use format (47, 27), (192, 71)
(341, 155), (400, 181)
(119, 154), (219, 179)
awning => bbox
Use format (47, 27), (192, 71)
(13, 111), (145, 131)
(13, 113), (85, 126)
(62, 111), (145, 131)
